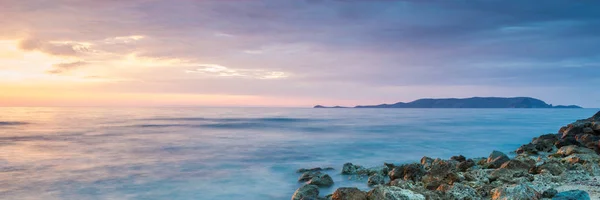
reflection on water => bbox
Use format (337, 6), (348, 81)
(0, 107), (596, 199)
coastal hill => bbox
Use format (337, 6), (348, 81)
(314, 97), (582, 109)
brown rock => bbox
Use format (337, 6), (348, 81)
(332, 187), (368, 200)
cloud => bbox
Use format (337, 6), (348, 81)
(47, 61), (87, 74)
(185, 64), (289, 79)
(18, 38), (81, 56)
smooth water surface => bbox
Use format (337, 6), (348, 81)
(0, 107), (597, 199)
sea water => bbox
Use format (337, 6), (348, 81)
(0, 107), (597, 199)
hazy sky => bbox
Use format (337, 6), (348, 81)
(1, 0), (599, 107)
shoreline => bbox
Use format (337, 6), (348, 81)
(292, 111), (600, 200)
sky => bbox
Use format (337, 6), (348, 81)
(1, 0), (599, 107)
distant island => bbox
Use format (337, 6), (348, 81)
(314, 97), (582, 108)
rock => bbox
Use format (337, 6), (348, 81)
(487, 151), (510, 168)
(557, 145), (597, 156)
(342, 163), (365, 175)
(292, 184), (320, 200)
(307, 173), (334, 187)
(367, 186), (426, 200)
(553, 190), (591, 200)
(368, 174), (385, 186)
(363, 166), (389, 176)
(299, 172), (321, 182)
(589, 111), (600, 121)
(457, 159), (476, 172)
(297, 167), (334, 173)
(331, 187), (368, 200)
(450, 155), (467, 162)
(583, 127), (594, 134)
(499, 159), (534, 171)
(576, 134), (599, 145)
(555, 137), (582, 149)
(542, 188), (558, 198)
(535, 161), (566, 176)
(420, 157), (434, 169)
(422, 159), (459, 189)
(436, 183), (480, 200)
(490, 183), (541, 200)
(516, 143), (538, 155)
(388, 163), (425, 182)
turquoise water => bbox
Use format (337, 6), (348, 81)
(0, 107), (597, 199)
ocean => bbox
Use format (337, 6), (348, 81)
(0, 107), (597, 199)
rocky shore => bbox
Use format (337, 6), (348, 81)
(292, 111), (600, 200)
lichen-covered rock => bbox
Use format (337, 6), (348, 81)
(307, 173), (334, 187)
(436, 183), (481, 200)
(342, 163), (366, 175)
(292, 184), (320, 200)
(487, 151), (510, 168)
(490, 183), (541, 200)
(367, 186), (425, 200)
(535, 160), (566, 176)
(332, 187), (368, 200)
(553, 190), (591, 200)
(388, 163), (425, 182)
(368, 174), (385, 186)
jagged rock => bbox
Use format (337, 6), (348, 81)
(388, 163), (425, 182)
(436, 183), (481, 200)
(555, 137), (582, 149)
(499, 159), (534, 171)
(450, 155), (467, 162)
(342, 163), (366, 175)
(577, 134), (600, 145)
(516, 143), (538, 155)
(367, 186), (425, 200)
(487, 151), (510, 168)
(307, 173), (334, 187)
(583, 127), (594, 134)
(368, 174), (385, 186)
(457, 159), (476, 172)
(557, 145), (597, 156)
(490, 183), (541, 200)
(362, 166), (389, 176)
(535, 160), (566, 176)
(582, 162), (600, 175)
(331, 187), (368, 200)
(422, 159), (459, 189)
(292, 184), (320, 200)
(553, 190), (591, 200)
(589, 111), (600, 121)
(297, 167), (335, 173)
(420, 157), (434, 169)
(541, 188), (557, 198)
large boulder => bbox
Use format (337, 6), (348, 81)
(422, 159), (459, 189)
(332, 187), (368, 200)
(490, 183), (541, 200)
(388, 163), (426, 182)
(292, 184), (320, 200)
(457, 159), (476, 172)
(487, 151), (510, 168)
(534, 160), (566, 176)
(367, 186), (425, 200)
(342, 163), (366, 175)
(299, 171), (320, 182)
(307, 173), (334, 187)
(588, 111), (600, 121)
(553, 190), (591, 200)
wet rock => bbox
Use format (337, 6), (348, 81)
(292, 184), (320, 200)
(299, 172), (321, 182)
(388, 163), (425, 182)
(490, 183), (541, 200)
(297, 167), (334, 173)
(457, 159), (476, 172)
(450, 155), (466, 162)
(342, 163), (366, 175)
(331, 187), (368, 200)
(516, 143), (538, 155)
(307, 173), (334, 187)
(553, 190), (591, 200)
(557, 145), (597, 156)
(362, 166), (389, 176)
(368, 174), (385, 186)
(436, 183), (481, 200)
(541, 188), (557, 198)
(367, 185), (425, 200)
(487, 151), (510, 168)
